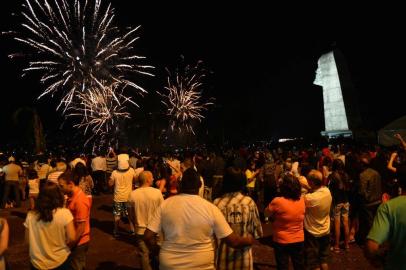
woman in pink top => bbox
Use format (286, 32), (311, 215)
(265, 173), (305, 270)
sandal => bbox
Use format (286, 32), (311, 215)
(331, 247), (340, 253)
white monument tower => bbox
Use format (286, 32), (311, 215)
(314, 51), (353, 138)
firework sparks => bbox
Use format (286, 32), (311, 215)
(6, 0), (153, 146)
(68, 83), (132, 146)
(158, 60), (214, 134)
(11, 0), (154, 110)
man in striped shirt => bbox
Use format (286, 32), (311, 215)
(214, 166), (263, 270)
(106, 148), (118, 193)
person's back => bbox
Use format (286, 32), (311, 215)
(214, 193), (262, 238)
(265, 174), (305, 270)
(24, 182), (75, 269)
(2, 158), (23, 208)
(25, 209), (73, 268)
(129, 171), (163, 270)
(215, 192), (263, 270)
(303, 170), (332, 270)
(106, 156), (117, 173)
(91, 156), (106, 172)
(106, 150), (117, 175)
(358, 160), (382, 245)
(368, 196), (406, 269)
(304, 186), (332, 236)
(149, 193), (233, 269)
(359, 167), (382, 204)
(130, 186), (163, 234)
(145, 168), (253, 270)
(329, 171), (350, 204)
(269, 196), (305, 243)
(3, 163), (22, 181)
(158, 194), (223, 251)
(111, 168), (135, 202)
(366, 165), (406, 269)
(214, 166), (263, 269)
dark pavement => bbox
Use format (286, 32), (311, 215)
(2, 195), (376, 269)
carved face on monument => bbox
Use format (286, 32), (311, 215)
(314, 51), (350, 135)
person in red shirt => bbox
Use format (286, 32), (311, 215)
(58, 171), (91, 270)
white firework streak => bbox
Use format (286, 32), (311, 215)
(158, 61), (214, 134)
(6, 0), (154, 146)
(67, 83), (132, 146)
(8, 0), (153, 110)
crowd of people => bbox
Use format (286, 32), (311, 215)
(0, 134), (406, 269)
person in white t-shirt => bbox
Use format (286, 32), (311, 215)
(304, 170), (332, 270)
(27, 169), (40, 210)
(118, 153), (130, 170)
(128, 171), (163, 270)
(2, 156), (23, 208)
(109, 158), (136, 237)
(91, 153), (107, 194)
(144, 168), (254, 270)
(24, 182), (76, 270)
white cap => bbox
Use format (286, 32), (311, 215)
(8, 156), (15, 162)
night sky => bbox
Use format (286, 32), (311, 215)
(0, 1), (404, 148)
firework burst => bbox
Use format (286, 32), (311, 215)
(9, 0), (154, 111)
(158, 59), (214, 134)
(5, 0), (153, 147)
(68, 83), (133, 144)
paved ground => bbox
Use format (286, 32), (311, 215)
(2, 195), (376, 269)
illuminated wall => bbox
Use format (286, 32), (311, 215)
(314, 51), (349, 132)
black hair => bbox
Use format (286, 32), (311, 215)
(221, 167), (246, 194)
(279, 174), (301, 201)
(58, 170), (79, 186)
(74, 162), (89, 179)
(179, 168), (201, 194)
(332, 158), (345, 172)
(27, 168), (38, 179)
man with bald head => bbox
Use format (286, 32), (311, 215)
(128, 171), (164, 270)
(304, 170), (332, 270)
